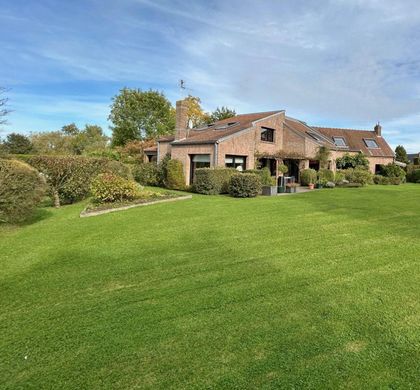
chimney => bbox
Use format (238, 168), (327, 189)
(374, 122), (382, 137)
(175, 99), (189, 140)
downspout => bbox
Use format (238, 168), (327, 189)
(214, 142), (219, 167)
(157, 142), (160, 162)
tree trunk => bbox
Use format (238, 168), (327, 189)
(53, 190), (60, 208)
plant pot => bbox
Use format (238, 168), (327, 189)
(277, 186), (286, 194)
(308, 183), (314, 190)
(262, 186), (278, 196)
(315, 183), (323, 189)
(286, 186), (297, 193)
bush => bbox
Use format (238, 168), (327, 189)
(157, 154), (171, 186)
(318, 168), (335, 183)
(334, 171), (345, 184)
(91, 173), (140, 203)
(380, 163), (406, 181)
(28, 156), (130, 206)
(245, 168), (272, 186)
(343, 167), (372, 186)
(373, 175), (390, 185)
(132, 163), (159, 186)
(193, 168), (237, 194)
(165, 159), (185, 190)
(336, 152), (369, 169)
(278, 164), (288, 175)
(228, 173), (262, 198)
(300, 168), (317, 186)
(0, 159), (46, 223)
(407, 168), (420, 183)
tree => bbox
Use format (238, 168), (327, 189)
(109, 88), (175, 146)
(183, 95), (210, 128)
(2, 133), (33, 154)
(0, 87), (11, 126)
(209, 106), (236, 122)
(395, 145), (409, 164)
(30, 131), (72, 155)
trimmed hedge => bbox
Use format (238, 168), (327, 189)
(300, 168), (317, 186)
(228, 173), (262, 198)
(193, 168), (238, 195)
(91, 173), (140, 203)
(245, 168), (272, 186)
(0, 159), (46, 223)
(407, 168), (420, 183)
(165, 159), (185, 190)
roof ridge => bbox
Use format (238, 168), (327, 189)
(312, 125), (374, 133)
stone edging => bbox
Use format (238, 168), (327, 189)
(80, 195), (192, 218)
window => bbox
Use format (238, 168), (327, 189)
(225, 155), (246, 171)
(190, 154), (211, 183)
(333, 136), (347, 147)
(364, 138), (379, 148)
(307, 132), (322, 142)
(261, 127), (274, 142)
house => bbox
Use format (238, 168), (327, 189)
(408, 153), (420, 164)
(150, 100), (395, 186)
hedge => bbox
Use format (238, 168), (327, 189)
(340, 167), (373, 186)
(91, 173), (141, 203)
(132, 163), (159, 186)
(228, 173), (262, 198)
(245, 168), (272, 186)
(407, 168), (420, 183)
(193, 168), (238, 194)
(165, 159), (186, 190)
(0, 159), (46, 223)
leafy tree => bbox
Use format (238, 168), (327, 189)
(209, 106), (236, 122)
(184, 95), (210, 128)
(30, 131), (72, 155)
(62, 123), (80, 136)
(2, 133), (33, 154)
(395, 145), (409, 164)
(336, 152), (369, 169)
(109, 88), (175, 146)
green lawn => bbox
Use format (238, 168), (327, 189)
(1, 186), (419, 389)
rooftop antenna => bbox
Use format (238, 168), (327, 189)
(178, 79), (193, 97)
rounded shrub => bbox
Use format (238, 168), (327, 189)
(278, 164), (288, 175)
(228, 173), (262, 198)
(90, 173), (141, 203)
(300, 168), (317, 186)
(318, 168), (335, 183)
(0, 159), (46, 223)
(132, 163), (159, 186)
(348, 167), (373, 186)
(381, 163), (406, 182)
(165, 159), (185, 190)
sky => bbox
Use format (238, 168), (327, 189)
(1, 0), (420, 152)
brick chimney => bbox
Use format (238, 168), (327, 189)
(374, 122), (382, 137)
(175, 99), (189, 140)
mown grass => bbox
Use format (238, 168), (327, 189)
(1, 185), (419, 389)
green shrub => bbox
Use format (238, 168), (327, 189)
(336, 152), (369, 169)
(300, 168), (317, 186)
(91, 173), (140, 203)
(407, 168), (420, 183)
(0, 159), (46, 223)
(228, 173), (262, 198)
(245, 168), (272, 186)
(344, 167), (372, 186)
(193, 168), (237, 195)
(373, 175), (390, 185)
(318, 169), (335, 183)
(381, 163), (406, 181)
(165, 159), (185, 190)
(278, 164), (288, 174)
(334, 171), (345, 184)
(157, 154), (171, 186)
(28, 156), (130, 206)
(132, 163), (159, 186)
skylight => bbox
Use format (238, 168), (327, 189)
(307, 132), (322, 142)
(333, 136), (347, 147)
(364, 138), (379, 148)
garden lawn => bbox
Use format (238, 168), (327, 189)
(1, 185), (419, 389)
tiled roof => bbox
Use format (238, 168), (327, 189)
(313, 126), (394, 157)
(284, 117), (335, 146)
(167, 111), (283, 145)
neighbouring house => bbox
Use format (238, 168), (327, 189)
(150, 100), (395, 186)
(408, 153), (420, 163)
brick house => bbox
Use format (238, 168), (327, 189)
(145, 100), (395, 186)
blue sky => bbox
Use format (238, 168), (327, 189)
(1, 0), (420, 152)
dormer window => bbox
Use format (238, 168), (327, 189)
(333, 136), (347, 147)
(261, 127), (274, 142)
(364, 138), (379, 148)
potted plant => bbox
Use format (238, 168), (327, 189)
(262, 177), (278, 196)
(308, 183), (315, 190)
(286, 182), (298, 193)
(277, 164), (288, 193)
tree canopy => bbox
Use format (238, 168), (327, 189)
(109, 88), (175, 146)
(2, 133), (33, 154)
(395, 145), (409, 164)
(209, 106), (236, 122)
